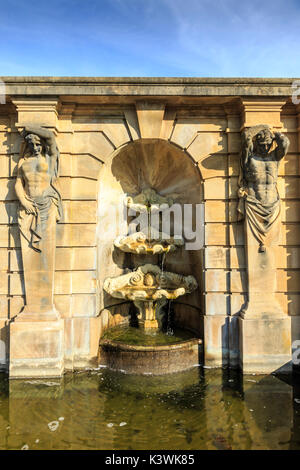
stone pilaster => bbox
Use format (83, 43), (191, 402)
(238, 98), (291, 374)
(9, 319), (64, 378)
(296, 104), (300, 154)
(12, 98), (59, 129)
(240, 98), (286, 131)
(9, 98), (64, 379)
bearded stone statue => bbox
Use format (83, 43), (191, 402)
(237, 125), (289, 252)
(237, 125), (289, 318)
(15, 125), (62, 320)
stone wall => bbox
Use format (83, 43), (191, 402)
(0, 78), (299, 374)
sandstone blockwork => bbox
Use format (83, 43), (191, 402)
(0, 77), (299, 375)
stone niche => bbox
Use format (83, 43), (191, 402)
(98, 138), (203, 334)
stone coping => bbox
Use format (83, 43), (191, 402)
(1, 77), (299, 97)
(1, 77), (298, 83)
(99, 337), (202, 352)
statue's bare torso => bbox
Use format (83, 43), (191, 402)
(19, 155), (51, 199)
(245, 153), (279, 205)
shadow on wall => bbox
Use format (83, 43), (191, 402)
(201, 139), (247, 319)
(283, 200), (300, 346)
(201, 143), (245, 368)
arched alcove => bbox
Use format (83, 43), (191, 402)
(97, 138), (204, 334)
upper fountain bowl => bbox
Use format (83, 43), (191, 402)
(114, 229), (184, 255)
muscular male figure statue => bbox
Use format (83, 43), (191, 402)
(15, 126), (62, 252)
(238, 126), (289, 252)
(15, 126), (62, 318)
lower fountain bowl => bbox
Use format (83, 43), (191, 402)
(98, 332), (202, 375)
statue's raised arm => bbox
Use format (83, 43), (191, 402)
(22, 125), (57, 152)
(274, 131), (289, 161)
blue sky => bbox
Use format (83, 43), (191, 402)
(0, 0), (299, 77)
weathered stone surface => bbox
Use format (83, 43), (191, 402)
(205, 223), (228, 245)
(187, 132), (227, 161)
(205, 270), (228, 292)
(9, 319), (64, 378)
(1, 77), (298, 98)
(13, 99), (58, 128)
(204, 247), (229, 268)
(98, 338), (202, 375)
(205, 201), (228, 222)
(60, 153), (102, 179)
(64, 316), (101, 370)
(136, 102), (165, 139)
(0, 320), (8, 369)
(239, 316), (291, 374)
(56, 224), (96, 247)
(204, 293), (228, 316)
(0, 78), (298, 376)
(204, 315), (229, 367)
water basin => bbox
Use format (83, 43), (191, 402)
(98, 324), (202, 375)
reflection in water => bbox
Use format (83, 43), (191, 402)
(0, 368), (300, 450)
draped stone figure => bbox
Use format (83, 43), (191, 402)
(237, 125), (289, 252)
(237, 125), (289, 318)
(15, 126), (63, 320)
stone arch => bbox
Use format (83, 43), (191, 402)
(96, 138), (204, 334)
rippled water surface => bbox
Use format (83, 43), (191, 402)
(102, 325), (195, 345)
(1, 368), (300, 450)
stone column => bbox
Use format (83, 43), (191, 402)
(297, 103), (300, 162)
(238, 99), (291, 374)
(203, 103), (241, 369)
(9, 99), (64, 378)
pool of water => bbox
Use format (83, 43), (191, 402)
(102, 325), (195, 346)
(1, 367), (300, 450)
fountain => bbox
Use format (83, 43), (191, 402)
(99, 188), (201, 374)
(103, 264), (198, 329)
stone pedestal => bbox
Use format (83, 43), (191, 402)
(143, 319), (159, 329)
(242, 210), (283, 319)
(18, 202), (59, 321)
(134, 300), (160, 329)
(9, 319), (64, 378)
(239, 316), (291, 374)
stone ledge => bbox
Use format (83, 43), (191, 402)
(1, 77), (298, 98)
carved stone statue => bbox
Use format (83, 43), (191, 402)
(237, 125), (289, 252)
(15, 125), (62, 320)
(237, 125), (289, 318)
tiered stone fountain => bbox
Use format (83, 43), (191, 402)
(103, 188), (198, 330)
(104, 264), (198, 330)
(99, 188), (201, 375)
